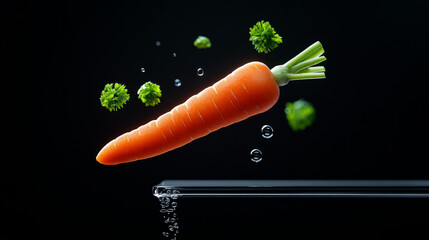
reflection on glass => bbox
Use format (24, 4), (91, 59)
(153, 180), (429, 198)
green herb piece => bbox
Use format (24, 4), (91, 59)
(137, 81), (162, 107)
(249, 20), (283, 53)
(194, 36), (212, 49)
(100, 83), (130, 112)
(285, 99), (316, 131)
(271, 41), (326, 86)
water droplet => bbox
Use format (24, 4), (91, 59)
(250, 149), (263, 162)
(197, 68), (204, 76)
(155, 41), (161, 46)
(141, 67), (145, 72)
(172, 52), (177, 57)
(261, 125), (274, 139)
(174, 79), (181, 87)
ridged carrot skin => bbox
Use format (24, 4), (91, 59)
(96, 62), (280, 165)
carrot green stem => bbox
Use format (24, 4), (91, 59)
(271, 41), (326, 86)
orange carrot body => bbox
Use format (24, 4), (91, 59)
(97, 61), (280, 165)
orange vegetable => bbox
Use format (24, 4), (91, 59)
(97, 42), (326, 165)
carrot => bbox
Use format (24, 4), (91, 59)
(97, 41), (326, 165)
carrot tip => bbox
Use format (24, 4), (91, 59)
(96, 149), (110, 165)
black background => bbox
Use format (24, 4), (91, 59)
(5, 0), (429, 239)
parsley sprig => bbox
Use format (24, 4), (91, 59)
(249, 20), (283, 53)
(285, 99), (316, 131)
(194, 36), (212, 49)
(137, 81), (162, 107)
(100, 83), (130, 112)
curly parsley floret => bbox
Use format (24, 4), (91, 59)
(285, 99), (316, 131)
(194, 36), (212, 49)
(249, 20), (283, 53)
(137, 81), (162, 107)
(100, 83), (130, 112)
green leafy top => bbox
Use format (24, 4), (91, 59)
(137, 81), (162, 107)
(100, 83), (130, 112)
(249, 20), (283, 53)
(284, 99), (316, 131)
(194, 36), (212, 49)
(270, 41), (326, 86)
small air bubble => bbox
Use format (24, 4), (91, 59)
(172, 190), (180, 199)
(169, 225), (174, 231)
(141, 67), (145, 72)
(261, 125), (274, 139)
(155, 41), (161, 46)
(250, 149), (263, 163)
(197, 68), (204, 76)
(172, 52), (177, 57)
(174, 79), (181, 87)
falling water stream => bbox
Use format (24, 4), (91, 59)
(156, 189), (181, 240)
